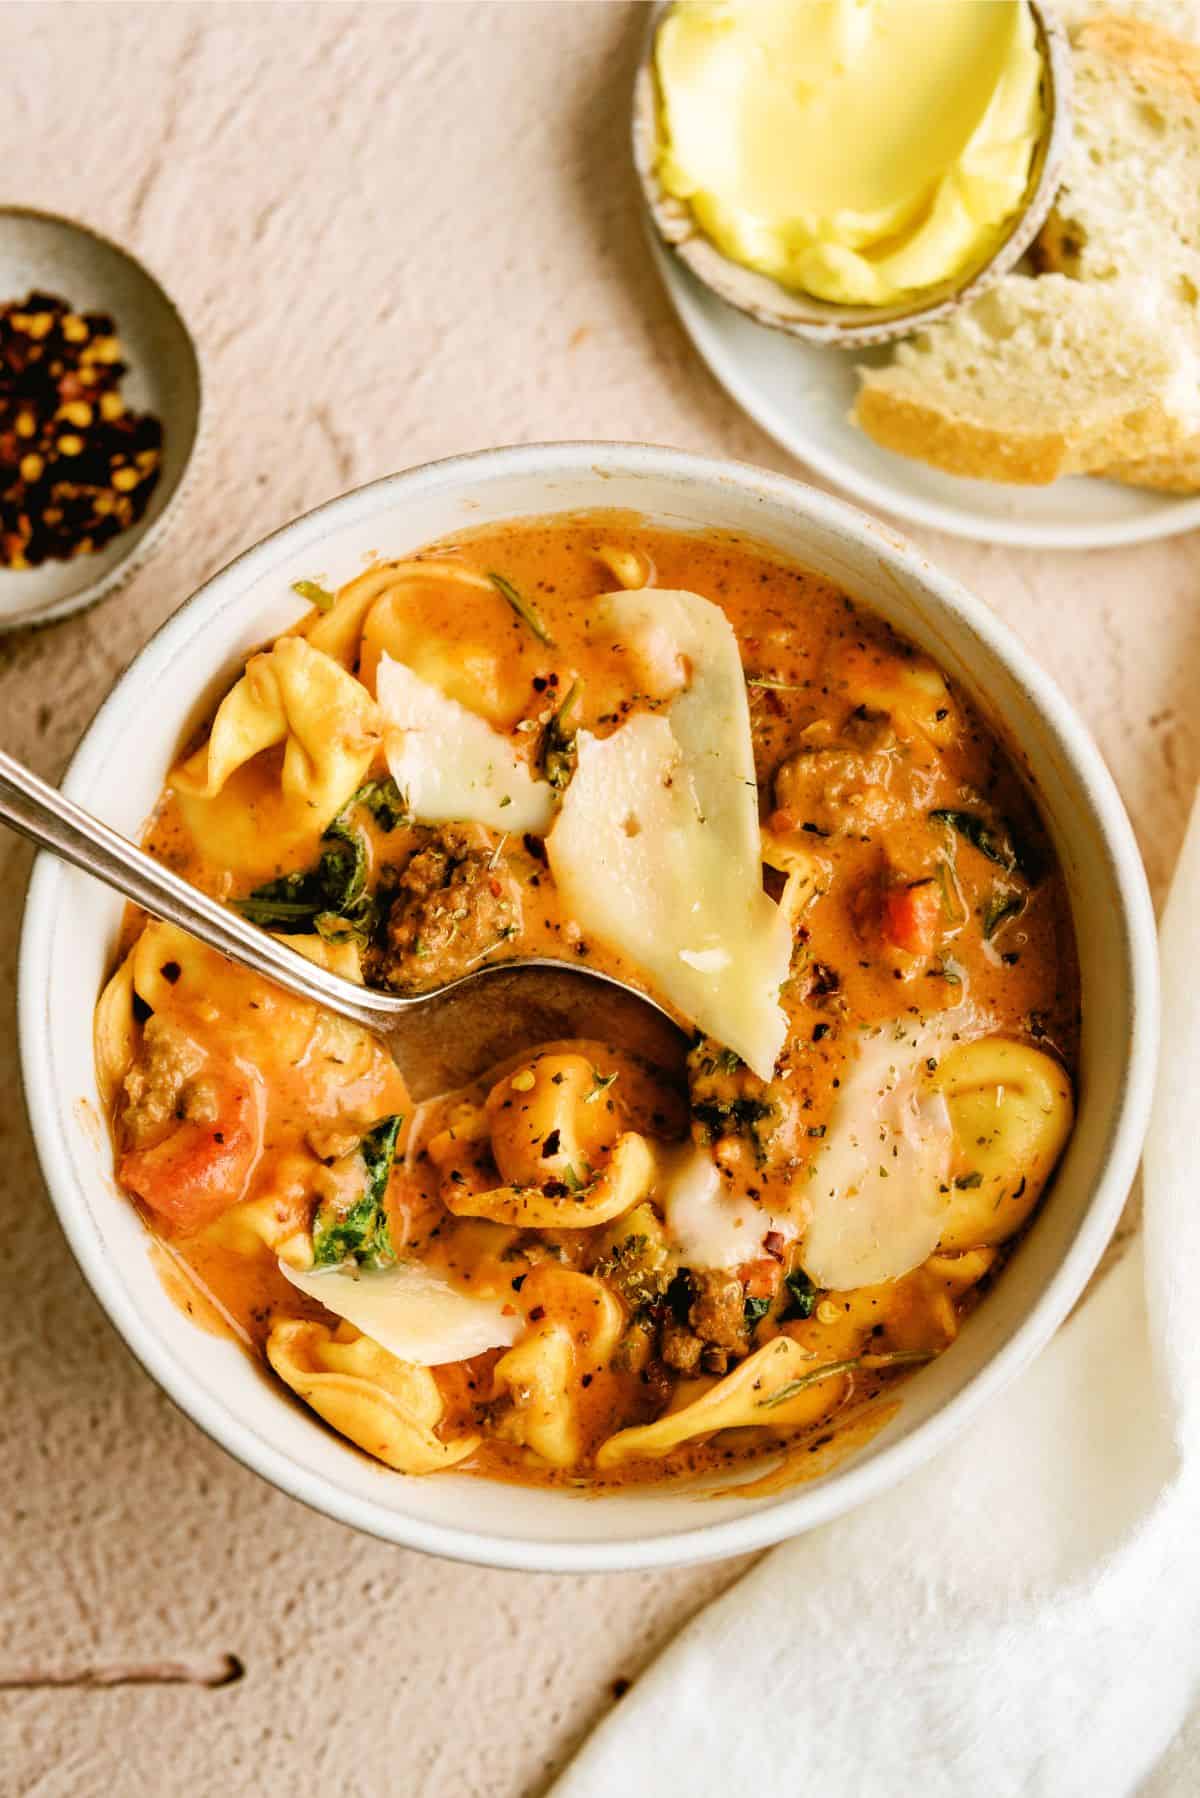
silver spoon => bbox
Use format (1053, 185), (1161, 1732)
(0, 748), (687, 1099)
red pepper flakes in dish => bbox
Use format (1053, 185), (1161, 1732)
(0, 290), (164, 570)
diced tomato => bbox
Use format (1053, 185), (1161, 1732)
(739, 1258), (782, 1299)
(879, 880), (941, 956)
(120, 1070), (264, 1232)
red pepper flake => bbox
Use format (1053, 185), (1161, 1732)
(0, 290), (163, 569)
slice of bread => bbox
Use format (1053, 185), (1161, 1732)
(1037, 12), (1200, 490)
(852, 274), (1198, 485)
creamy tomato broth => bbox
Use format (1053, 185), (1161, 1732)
(95, 516), (1078, 1489)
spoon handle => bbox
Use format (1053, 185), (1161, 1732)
(0, 747), (389, 1030)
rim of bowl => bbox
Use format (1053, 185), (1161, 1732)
(633, 1), (1073, 349)
(0, 204), (204, 631)
(18, 442), (1159, 1572)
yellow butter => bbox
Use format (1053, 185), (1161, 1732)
(654, 0), (1044, 307)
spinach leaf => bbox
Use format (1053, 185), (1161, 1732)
(981, 888), (1025, 940)
(234, 780), (406, 937)
(743, 1293), (772, 1327)
(352, 776), (408, 834)
(935, 856), (965, 926)
(782, 1269), (817, 1320)
(235, 829), (366, 932)
(541, 677), (582, 792)
(930, 809), (1034, 878)
(311, 1114), (403, 1269)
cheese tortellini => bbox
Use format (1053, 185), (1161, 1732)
(486, 1053), (627, 1186)
(172, 636), (381, 872)
(596, 1334), (856, 1468)
(429, 1051), (657, 1227)
(199, 1154), (316, 1266)
(933, 1038), (1075, 1252)
(267, 1317), (478, 1473)
(443, 1133), (655, 1228)
(94, 942), (138, 1111)
(492, 1266), (624, 1468)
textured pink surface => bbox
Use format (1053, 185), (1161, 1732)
(0, 5), (1196, 1792)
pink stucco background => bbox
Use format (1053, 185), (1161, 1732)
(1, 6), (1196, 1792)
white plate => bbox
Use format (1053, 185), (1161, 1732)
(651, 232), (1200, 551)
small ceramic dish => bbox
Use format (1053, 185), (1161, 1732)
(634, 0), (1072, 350)
(18, 444), (1158, 1572)
(0, 208), (202, 631)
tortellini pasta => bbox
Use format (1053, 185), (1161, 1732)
(199, 1153), (316, 1265)
(94, 942), (138, 1110)
(357, 563), (536, 726)
(267, 1317), (477, 1473)
(171, 636), (381, 873)
(485, 1053), (626, 1188)
(492, 1266), (624, 1468)
(443, 1133), (655, 1229)
(98, 919), (406, 1237)
(428, 1051), (655, 1228)
(596, 1333), (858, 1468)
(933, 1038), (1074, 1251)
(297, 565), (403, 670)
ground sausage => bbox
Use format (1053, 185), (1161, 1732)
(364, 825), (522, 992)
(122, 1016), (207, 1145)
(660, 1269), (750, 1376)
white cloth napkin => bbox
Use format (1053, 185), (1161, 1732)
(555, 796), (1200, 1798)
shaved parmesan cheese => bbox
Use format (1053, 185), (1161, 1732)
(279, 1257), (520, 1366)
(376, 653), (554, 834)
(657, 1143), (797, 1270)
(680, 947), (730, 973)
(546, 589), (791, 1078)
(802, 1018), (969, 1290)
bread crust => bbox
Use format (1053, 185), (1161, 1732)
(852, 387), (1071, 484)
(854, 380), (1188, 485)
(1100, 444), (1200, 492)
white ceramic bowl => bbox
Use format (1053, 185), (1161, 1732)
(19, 444), (1158, 1572)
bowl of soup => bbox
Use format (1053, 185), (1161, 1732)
(18, 443), (1157, 1570)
